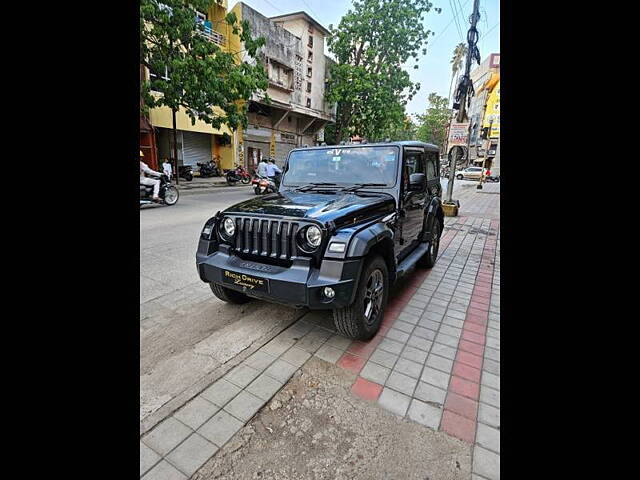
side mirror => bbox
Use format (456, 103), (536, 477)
(409, 173), (426, 192)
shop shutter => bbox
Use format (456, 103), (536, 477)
(182, 131), (211, 166)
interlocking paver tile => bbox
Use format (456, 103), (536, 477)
(407, 398), (443, 429)
(402, 305), (424, 316)
(244, 350), (277, 371)
(431, 342), (457, 360)
(369, 348), (399, 369)
(385, 370), (418, 396)
(473, 446), (500, 480)
(142, 417), (192, 456)
(397, 312), (420, 324)
(484, 346), (500, 362)
(426, 303), (447, 314)
(378, 338), (404, 355)
(408, 299), (427, 309)
(429, 297), (449, 308)
(223, 390), (265, 422)
(246, 373), (284, 401)
(486, 327), (499, 339)
(478, 402), (500, 428)
(421, 310), (444, 322)
(141, 460), (187, 480)
(440, 324), (462, 338)
(426, 354), (454, 373)
(325, 334), (352, 351)
(260, 336), (296, 357)
(453, 362), (482, 383)
(280, 346), (312, 367)
(476, 423), (500, 453)
(386, 328), (410, 343)
(420, 366), (450, 390)
(296, 329), (332, 353)
(401, 345), (428, 364)
(414, 381), (447, 405)
(264, 359), (299, 383)
(166, 433), (218, 477)
(412, 326), (437, 341)
(394, 357), (423, 379)
(481, 371), (500, 390)
(360, 360), (391, 384)
(443, 315), (465, 328)
(486, 337), (500, 350)
(200, 378), (242, 408)
(450, 376), (480, 400)
(445, 309), (466, 320)
(378, 387), (411, 417)
(314, 343), (344, 363)
(351, 376), (383, 401)
(435, 332), (460, 348)
(407, 335), (432, 352)
(225, 364), (261, 389)
(419, 318), (441, 332)
(480, 386), (500, 408)
(441, 409), (476, 443)
(173, 396), (220, 430)
(140, 441), (161, 477)
(444, 391), (478, 420)
(482, 358), (500, 376)
(197, 409), (244, 447)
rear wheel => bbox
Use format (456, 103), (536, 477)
(456, 174), (464, 180)
(333, 255), (388, 340)
(163, 186), (179, 206)
(418, 218), (441, 268)
(209, 283), (251, 304)
(241, 176), (251, 185)
(185, 173), (193, 181)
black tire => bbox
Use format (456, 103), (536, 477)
(241, 177), (251, 185)
(254, 186), (261, 195)
(163, 186), (179, 206)
(456, 174), (464, 180)
(209, 283), (251, 304)
(333, 255), (388, 341)
(185, 173), (193, 182)
(418, 218), (441, 268)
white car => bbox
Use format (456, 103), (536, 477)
(455, 166), (486, 180)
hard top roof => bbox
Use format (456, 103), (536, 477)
(289, 141), (440, 152)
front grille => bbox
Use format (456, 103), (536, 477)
(232, 217), (302, 264)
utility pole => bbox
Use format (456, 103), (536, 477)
(477, 118), (493, 190)
(443, 0), (481, 215)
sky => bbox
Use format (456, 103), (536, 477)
(233, 0), (500, 117)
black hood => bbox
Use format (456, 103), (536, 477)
(224, 190), (395, 227)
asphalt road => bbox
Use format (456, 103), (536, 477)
(140, 186), (303, 427)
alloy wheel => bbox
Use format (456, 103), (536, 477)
(363, 269), (384, 326)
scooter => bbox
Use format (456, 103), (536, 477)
(196, 160), (220, 178)
(178, 165), (193, 182)
(252, 174), (277, 195)
(140, 174), (179, 207)
(225, 165), (251, 185)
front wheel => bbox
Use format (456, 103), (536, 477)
(185, 173), (193, 181)
(241, 176), (251, 185)
(210, 283), (250, 304)
(456, 174), (464, 180)
(333, 255), (388, 340)
(418, 218), (441, 268)
(163, 186), (179, 206)
(254, 186), (262, 195)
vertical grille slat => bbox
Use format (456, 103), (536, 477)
(271, 221), (279, 258)
(243, 218), (251, 254)
(280, 221), (289, 260)
(261, 220), (269, 256)
(252, 219), (260, 255)
(231, 216), (302, 263)
(235, 217), (243, 251)
(290, 223), (298, 259)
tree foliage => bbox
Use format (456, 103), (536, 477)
(140, 0), (269, 131)
(325, 0), (440, 143)
(448, 43), (468, 104)
(416, 93), (451, 149)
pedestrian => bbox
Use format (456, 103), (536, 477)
(162, 158), (173, 179)
(140, 151), (163, 202)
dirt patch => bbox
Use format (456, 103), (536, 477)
(194, 357), (471, 480)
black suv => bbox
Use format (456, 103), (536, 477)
(196, 142), (444, 340)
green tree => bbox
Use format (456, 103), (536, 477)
(416, 93), (451, 150)
(325, 0), (441, 144)
(376, 115), (418, 142)
(448, 43), (468, 104)
(140, 0), (268, 172)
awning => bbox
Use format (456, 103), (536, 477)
(478, 73), (500, 94)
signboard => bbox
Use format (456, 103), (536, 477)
(448, 122), (469, 147)
(490, 53), (500, 68)
(270, 131), (276, 159)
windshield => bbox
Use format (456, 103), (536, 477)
(283, 146), (399, 187)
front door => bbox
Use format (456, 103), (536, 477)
(396, 147), (427, 260)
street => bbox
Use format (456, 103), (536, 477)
(140, 186), (304, 429)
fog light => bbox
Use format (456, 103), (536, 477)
(323, 287), (335, 299)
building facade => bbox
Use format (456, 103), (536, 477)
(467, 53), (500, 172)
(229, 3), (336, 171)
(143, 0), (236, 171)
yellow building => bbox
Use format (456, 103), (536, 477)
(144, 0), (236, 171)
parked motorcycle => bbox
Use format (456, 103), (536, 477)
(140, 174), (179, 207)
(196, 160), (221, 178)
(178, 165), (193, 182)
(225, 165), (251, 185)
(252, 174), (277, 195)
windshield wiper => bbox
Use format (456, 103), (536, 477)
(295, 182), (338, 192)
(341, 183), (387, 192)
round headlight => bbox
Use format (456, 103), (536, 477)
(223, 217), (235, 237)
(306, 225), (322, 248)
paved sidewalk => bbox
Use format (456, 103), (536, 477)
(140, 182), (500, 480)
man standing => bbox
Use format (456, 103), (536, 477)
(162, 158), (173, 179)
(266, 158), (282, 188)
(140, 151), (162, 202)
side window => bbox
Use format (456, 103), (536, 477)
(425, 152), (438, 180)
(404, 149), (425, 176)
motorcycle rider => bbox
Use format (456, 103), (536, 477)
(266, 158), (282, 188)
(257, 157), (269, 178)
(140, 151), (162, 202)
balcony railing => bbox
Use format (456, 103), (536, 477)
(198, 23), (225, 46)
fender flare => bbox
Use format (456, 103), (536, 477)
(422, 197), (444, 241)
(346, 222), (395, 258)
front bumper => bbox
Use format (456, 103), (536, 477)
(196, 243), (362, 309)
